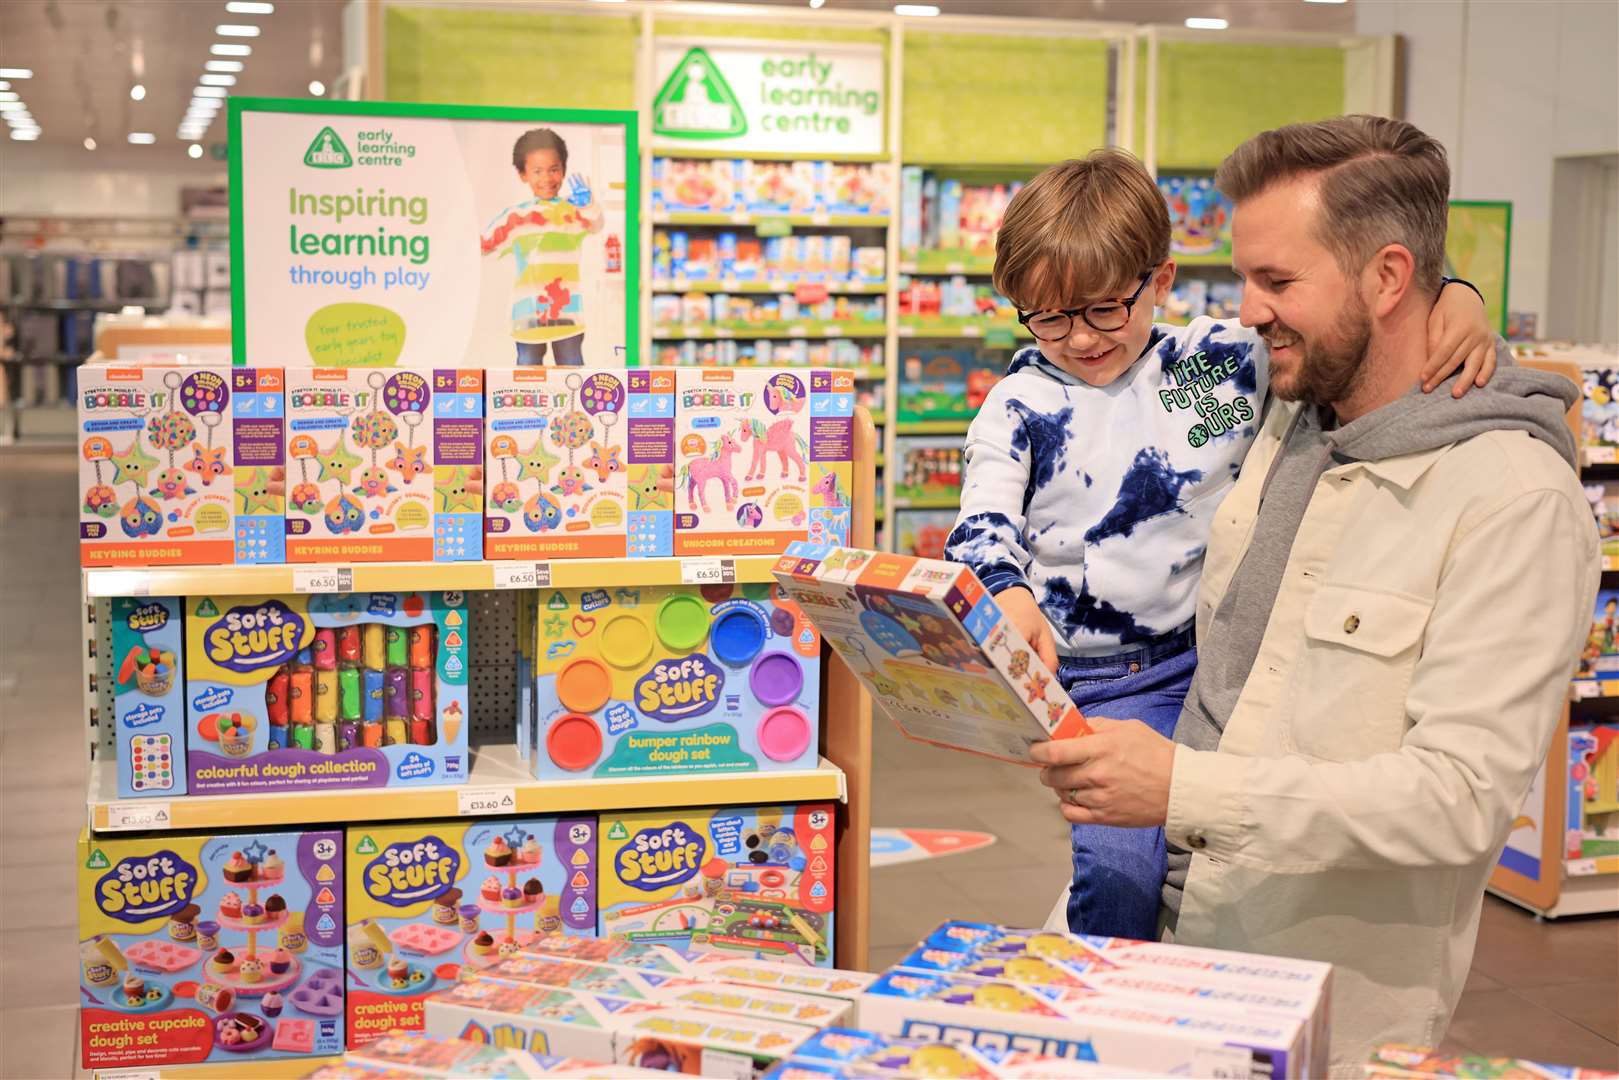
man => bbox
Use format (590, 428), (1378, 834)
(1029, 114), (1599, 1073)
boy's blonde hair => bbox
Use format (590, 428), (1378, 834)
(993, 149), (1170, 312)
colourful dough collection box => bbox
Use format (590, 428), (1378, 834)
(598, 804), (837, 967)
(674, 368), (854, 557)
(343, 818), (597, 1048)
(77, 828), (345, 1071)
(111, 597), (188, 798)
(184, 591), (470, 794)
(773, 544), (1089, 764)
(484, 367), (676, 560)
(530, 583), (821, 781)
(77, 364), (287, 567)
(283, 367), (484, 563)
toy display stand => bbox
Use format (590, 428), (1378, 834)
(209, 876), (302, 995)
(462, 857), (546, 970)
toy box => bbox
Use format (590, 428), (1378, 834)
(1575, 589), (1619, 682)
(762, 1028), (1145, 1080)
(183, 591), (470, 794)
(423, 980), (641, 1061)
(892, 437), (962, 503)
(485, 367), (675, 560)
(653, 158), (741, 215)
(1566, 726), (1619, 869)
(231, 367), (289, 563)
(284, 368), (484, 563)
(530, 582), (821, 781)
(1159, 175), (1232, 259)
(612, 1006), (817, 1075)
(77, 828), (345, 1071)
(345, 1030), (671, 1078)
(599, 805), (836, 966)
(1366, 1043), (1619, 1079)
(112, 597), (188, 798)
(684, 955), (875, 1007)
(344, 818), (597, 1046)
(896, 348), (975, 423)
(773, 545), (1088, 763)
(894, 510), (956, 561)
(674, 368), (853, 557)
(743, 160), (819, 215)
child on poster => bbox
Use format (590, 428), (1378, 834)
(481, 128), (603, 366)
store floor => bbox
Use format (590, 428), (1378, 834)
(0, 445), (1614, 1077)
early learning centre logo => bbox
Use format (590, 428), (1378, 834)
(304, 126), (353, 169)
(654, 47), (747, 140)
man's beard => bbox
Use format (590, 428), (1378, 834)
(1264, 295), (1372, 407)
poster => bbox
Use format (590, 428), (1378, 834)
(1445, 200), (1512, 336)
(230, 99), (637, 368)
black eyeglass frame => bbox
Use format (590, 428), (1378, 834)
(1016, 268), (1158, 341)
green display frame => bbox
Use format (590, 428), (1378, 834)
(1446, 200), (1513, 336)
(227, 96), (640, 366)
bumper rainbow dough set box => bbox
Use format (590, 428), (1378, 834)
(343, 818), (597, 1047)
(183, 591), (470, 794)
(674, 368), (854, 557)
(77, 828), (345, 1070)
(283, 367), (485, 563)
(530, 582), (821, 781)
(598, 804), (836, 967)
(111, 597), (188, 798)
(484, 367), (676, 560)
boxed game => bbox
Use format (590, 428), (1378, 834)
(111, 597), (188, 798)
(674, 368), (854, 557)
(1159, 175), (1233, 259)
(422, 980), (638, 1061)
(891, 437), (962, 503)
(1366, 1043), (1619, 1079)
(484, 367), (675, 560)
(283, 367), (484, 563)
(612, 1007), (817, 1076)
(183, 591), (470, 795)
(598, 804), (836, 966)
(1576, 589), (1619, 682)
(529, 582), (821, 781)
(77, 828), (345, 1070)
(344, 1029), (673, 1078)
(772, 545), (1089, 763)
(684, 954), (875, 1007)
(650, 979), (852, 1028)
(761, 1027), (1150, 1080)
(343, 818), (597, 1046)
(515, 934), (695, 974)
(742, 160), (819, 215)
(653, 158), (741, 215)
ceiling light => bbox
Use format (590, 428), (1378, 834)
(9, 117), (40, 129)
(809, 0), (826, 6)
(0, 101), (24, 112)
(0, 91), (17, 102)
(0, 69), (34, 79)
(11, 129), (41, 141)
(216, 24), (262, 36)
(189, 143), (205, 158)
(1304, 0), (1347, 4)
(200, 73), (236, 86)
(128, 132), (157, 144)
(130, 83), (146, 101)
(893, 3), (940, 14)
(84, 137), (97, 150)
(206, 60), (243, 73)
(226, 1), (275, 11)
(1185, 16), (1229, 29)
(308, 80), (326, 96)
(0, 82), (9, 90)
(194, 86), (228, 98)
(211, 43), (251, 56)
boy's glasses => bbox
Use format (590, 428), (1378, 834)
(1018, 269), (1156, 341)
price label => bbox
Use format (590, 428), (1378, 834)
(721, 277), (740, 291)
(787, 326), (809, 337)
(681, 558), (736, 586)
(99, 1070), (161, 1080)
(293, 567), (352, 593)
(716, 327), (735, 338)
(756, 217), (793, 238)
(795, 283), (830, 305)
(652, 211), (671, 224)
(729, 210), (751, 224)
(961, 324), (984, 337)
(897, 325), (916, 337)
(1192, 1046), (1253, 1079)
(769, 279), (790, 292)
(458, 786), (518, 817)
(492, 563), (546, 590)
(105, 802), (173, 831)
(811, 210), (831, 225)
(672, 276), (690, 290)
(945, 261), (966, 274)
(1568, 857), (1599, 876)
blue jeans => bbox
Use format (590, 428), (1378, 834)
(516, 334), (584, 366)
(1059, 624), (1195, 940)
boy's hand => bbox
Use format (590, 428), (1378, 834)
(565, 173), (594, 209)
(1030, 717), (1174, 828)
(1422, 284), (1496, 397)
(996, 586), (1059, 673)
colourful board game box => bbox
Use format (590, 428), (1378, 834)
(773, 544), (1088, 764)
(283, 367), (484, 563)
(484, 367), (675, 560)
(612, 1006), (816, 1075)
(598, 805), (836, 967)
(674, 368), (853, 557)
(77, 828), (345, 1070)
(183, 591), (470, 794)
(1367, 1043), (1619, 1079)
(343, 818), (597, 1047)
(513, 934), (695, 976)
(530, 582), (821, 781)
(422, 980), (638, 1061)
(683, 955), (875, 1007)
(112, 597), (188, 798)
(347, 1030), (664, 1079)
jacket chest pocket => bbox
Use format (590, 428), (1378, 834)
(1286, 583), (1433, 761)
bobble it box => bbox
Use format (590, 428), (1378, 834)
(484, 367), (675, 560)
(78, 364), (285, 566)
(343, 818), (597, 1047)
(773, 545), (1088, 763)
(598, 805), (836, 967)
(674, 368), (854, 557)
(183, 591), (470, 794)
(112, 597), (188, 798)
(283, 368), (485, 563)
(76, 828), (344, 1070)
(531, 582), (821, 781)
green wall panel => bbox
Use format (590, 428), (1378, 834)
(653, 17), (886, 46)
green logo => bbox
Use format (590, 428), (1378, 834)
(354, 835), (378, 855)
(653, 47), (746, 140)
(606, 820), (629, 841)
(304, 126), (353, 169)
(86, 848), (110, 870)
(194, 598), (219, 617)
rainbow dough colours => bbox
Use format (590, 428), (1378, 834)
(111, 597), (188, 798)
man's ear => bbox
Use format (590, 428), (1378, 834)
(1364, 243), (1418, 318)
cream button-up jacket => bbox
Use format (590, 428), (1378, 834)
(1165, 398), (1599, 1076)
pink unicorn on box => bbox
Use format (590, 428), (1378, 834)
(811, 469), (846, 507)
(684, 432), (742, 513)
(740, 417), (808, 482)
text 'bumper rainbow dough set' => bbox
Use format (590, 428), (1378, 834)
(530, 582), (821, 781)
(343, 818), (597, 1047)
(598, 804), (836, 967)
(674, 368), (854, 557)
(484, 367), (675, 560)
(184, 591), (469, 794)
(77, 829), (345, 1070)
(773, 544), (1089, 763)
(284, 368), (484, 563)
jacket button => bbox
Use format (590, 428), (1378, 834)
(1344, 614), (1361, 634)
(1187, 833), (1208, 850)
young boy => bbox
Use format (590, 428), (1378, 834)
(481, 128), (603, 366)
(944, 149), (1496, 940)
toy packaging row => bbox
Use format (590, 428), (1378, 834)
(77, 828), (346, 1071)
(772, 545), (1088, 763)
(1365, 1043), (1619, 1080)
(653, 158), (893, 218)
(654, 232), (887, 286)
(331, 1030), (673, 1078)
(760, 1027), (1166, 1079)
(1566, 724), (1619, 872)
(892, 438), (963, 503)
(895, 278), (1016, 322)
(1159, 174), (1233, 258)
(651, 292), (885, 330)
(1162, 278), (1242, 326)
(893, 510), (956, 562)
(896, 348), (1002, 423)
(1575, 589), (1619, 683)
(899, 168), (1023, 256)
(652, 339), (884, 373)
(111, 591), (469, 799)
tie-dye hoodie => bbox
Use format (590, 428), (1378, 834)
(944, 317), (1269, 657)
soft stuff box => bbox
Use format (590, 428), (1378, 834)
(674, 368), (853, 557)
(284, 368), (484, 563)
(484, 367), (676, 560)
(77, 828), (344, 1071)
(598, 805), (836, 967)
(344, 818), (597, 1046)
(111, 597), (188, 798)
(772, 545), (1088, 763)
(183, 591), (470, 795)
(530, 582), (821, 781)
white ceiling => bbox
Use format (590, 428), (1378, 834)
(712, 0), (1356, 32)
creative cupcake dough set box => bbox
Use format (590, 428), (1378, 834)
(76, 828), (345, 1070)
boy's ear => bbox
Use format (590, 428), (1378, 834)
(1153, 259), (1177, 305)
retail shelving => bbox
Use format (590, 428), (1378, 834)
(895, 419), (970, 436)
(651, 322), (886, 340)
(652, 211), (891, 229)
(652, 279), (891, 294)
